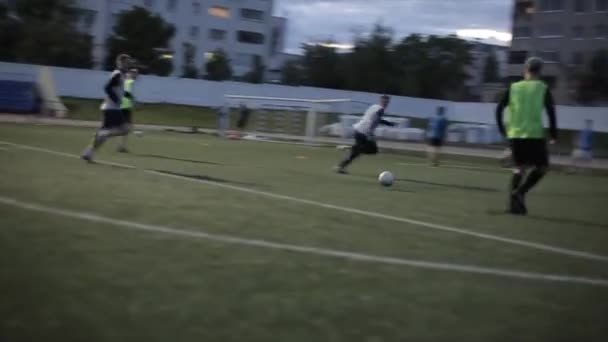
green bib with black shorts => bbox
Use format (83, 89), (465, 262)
(508, 80), (547, 139)
(508, 80), (549, 167)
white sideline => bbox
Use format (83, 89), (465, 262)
(397, 162), (508, 172)
(2, 139), (608, 264)
(1, 195), (607, 287)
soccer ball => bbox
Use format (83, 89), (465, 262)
(378, 171), (394, 187)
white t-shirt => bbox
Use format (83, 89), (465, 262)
(353, 104), (385, 137)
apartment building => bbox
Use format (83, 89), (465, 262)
(75, 0), (286, 78)
(508, 0), (608, 104)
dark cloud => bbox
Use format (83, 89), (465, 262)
(274, 0), (512, 53)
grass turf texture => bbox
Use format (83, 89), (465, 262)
(1, 123), (608, 342)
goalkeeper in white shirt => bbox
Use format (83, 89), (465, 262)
(334, 95), (394, 174)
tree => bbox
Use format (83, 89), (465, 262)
(0, 2), (22, 62)
(282, 23), (473, 100)
(301, 42), (345, 89)
(483, 50), (500, 83)
(393, 34), (472, 99)
(105, 6), (175, 76)
(204, 49), (232, 81)
(0, 0), (93, 68)
(244, 55), (265, 83)
(345, 24), (400, 94)
(181, 42), (198, 78)
(281, 60), (303, 86)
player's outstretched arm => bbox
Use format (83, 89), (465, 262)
(379, 119), (396, 126)
(495, 88), (510, 137)
(544, 89), (557, 141)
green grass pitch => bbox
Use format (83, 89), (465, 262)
(1, 123), (607, 342)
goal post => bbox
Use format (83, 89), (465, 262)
(224, 95), (365, 142)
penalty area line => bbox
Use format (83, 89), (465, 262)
(1, 195), (608, 287)
(2, 139), (608, 264)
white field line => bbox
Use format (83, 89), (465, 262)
(1, 195), (608, 287)
(0, 142), (136, 169)
(2, 139), (608, 264)
(398, 162), (507, 172)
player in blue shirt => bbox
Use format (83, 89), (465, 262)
(427, 106), (448, 166)
(571, 119), (593, 172)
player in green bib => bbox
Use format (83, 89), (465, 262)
(495, 57), (558, 215)
(118, 68), (138, 153)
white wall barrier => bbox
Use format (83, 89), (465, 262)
(1, 61), (607, 132)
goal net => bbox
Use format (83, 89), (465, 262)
(224, 95), (370, 142)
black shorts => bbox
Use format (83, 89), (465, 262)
(428, 138), (444, 147)
(121, 108), (132, 124)
(102, 109), (125, 129)
(510, 138), (549, 167)
(353, 131), (378, 154)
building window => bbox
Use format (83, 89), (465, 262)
(573, 0), (588, 12)
(571, 51), (584, 65)
(597, 0), (608, 11)
(167, 0), (177, 12)
(209, 29), (227, 41)
(209, 6), (230, 18)
(537, 50), (560, 63)
(514, 0), (535, 18)
(144, 0), (155, 8)
(240, 8), (264, 21)
(539, 0), (564, 11)
(513, 26), (532, 38)
(538, 23), (563, 37)
(595, 24), (608, 38)
(508, 50), (528, 64)
(193, 2), (201, 15)
(237, 30), (264, 44)
(572, 25), (585, 39)
(190, 26), (199, 39)
(271, 27), (280, 55)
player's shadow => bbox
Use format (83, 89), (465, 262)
(486, 210), (608, 229)
(386, 188), (415, 193)
(438, 164), (509, 175)
(153, 169), (264, 188)
(527, 215), (608, 229)
(397, 177), (500, 193)
(133, 153), (221, 166)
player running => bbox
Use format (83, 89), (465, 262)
(117, 68), (138, 153)
(334, 95), (394, 174)
(426, 106), (448, 166)
(81, 54), (133, 162)
(495, 57), (558, 215)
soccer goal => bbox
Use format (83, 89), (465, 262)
(224, 95), (370, 142)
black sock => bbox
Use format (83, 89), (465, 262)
(511, 172), (524, 192)
(340, 149), (360, 168)
(518, 168), (546, 194)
